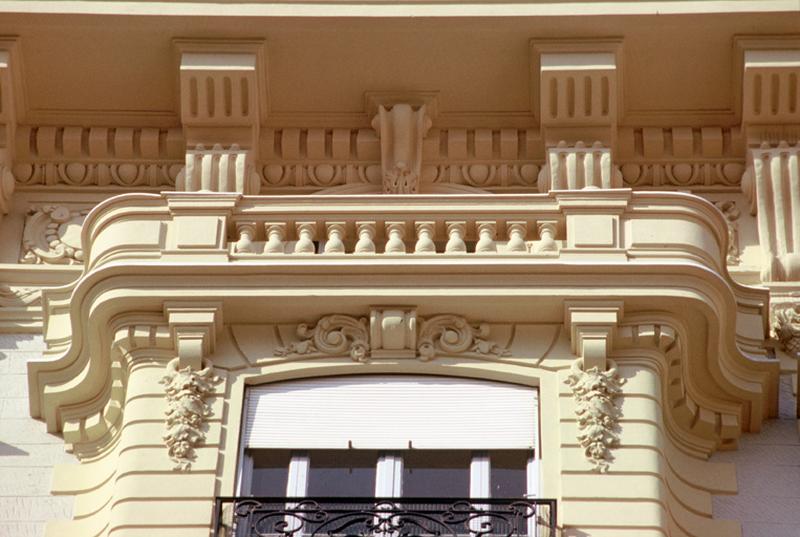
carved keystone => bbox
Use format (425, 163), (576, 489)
(370, 308), (417, 359)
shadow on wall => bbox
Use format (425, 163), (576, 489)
(0, 442), (28, 456)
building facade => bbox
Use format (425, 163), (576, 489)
(1, 1), (800, 536)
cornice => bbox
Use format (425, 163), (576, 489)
(27, 195), (776, 445)
(0, 1), (796, 18)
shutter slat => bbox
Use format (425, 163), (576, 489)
(243, 376), (538, 450)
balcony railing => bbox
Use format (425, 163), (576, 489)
(214, 497), (558, 537)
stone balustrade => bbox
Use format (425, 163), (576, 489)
(82, 189), (730, 274)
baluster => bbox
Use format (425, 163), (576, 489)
(324, 222), (347, 254)
(263, 222), (286, 254)
(445, 221), (467, 254)
(384, 222), (407, 254)
(294, 222), (317, 254)
(534, 220), (559, 253)
(414, 221), (436, 254)
(234, 221), (257, 253)
(475, 221), (497, 253)
(354, 221), (376, 254)
(506, 221), (528, 253)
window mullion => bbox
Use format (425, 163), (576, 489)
(287, 451), (310, 497)
(376, 452), (403, 498)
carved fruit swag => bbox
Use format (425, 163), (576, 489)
(160, 358), (221, 471)
(565, 358), (625, 472)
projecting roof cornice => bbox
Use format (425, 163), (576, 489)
(26, 189), (778, 459)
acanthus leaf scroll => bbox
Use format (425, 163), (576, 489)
(275, 314), (370, 362)
(160, 358), (221, 471)
(274, 311), (510, 362)
(416, 314), (511, 361)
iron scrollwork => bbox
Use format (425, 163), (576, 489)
(216, 498), (556, 537)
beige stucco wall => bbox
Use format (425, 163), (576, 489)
(712, 374), (800, 537)
(0, 334), (75, 537)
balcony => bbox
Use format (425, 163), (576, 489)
(214, 497), (558, 537)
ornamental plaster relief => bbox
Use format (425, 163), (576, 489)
(160, 357), (221, 470)
(275, 310), (510, 362)
(774, 303), (800, 357)
(20, 204), (89, 264)
(565, 357), (624, 472)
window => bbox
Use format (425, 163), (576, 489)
(238, 376), (540, 499)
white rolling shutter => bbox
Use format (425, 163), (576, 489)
(243, 375), (538, 450)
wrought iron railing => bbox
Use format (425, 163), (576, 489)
(214, 497), (557, 537)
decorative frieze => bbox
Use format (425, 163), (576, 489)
(275, 309), (509, 362)
(12, 126), (183, 188)
(617, 127), (745, 189)
(20, 205), (89, 265)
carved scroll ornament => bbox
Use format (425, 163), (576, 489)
(275, 311), (509, 362)
(565, 358), (625, 472)
(20, 205), (88, 265)
(160, 358), (221, 471)
(276, 314), (370, 362)
(416, 314), (511, 361)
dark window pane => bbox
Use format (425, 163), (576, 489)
(490, 450), (530, 498)
(307, 450), (377, 497)
(250, 449), (290, 496)
(402, 450), (470, 498)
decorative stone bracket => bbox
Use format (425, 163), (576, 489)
(564, 301), (625, 472)
(740, 48), (800, 281)
(275, 308), (509, 361)
(160, 303), (223, 470)
(536, 48), (621, 193)
(371, 103), (432, 194)
(177, 44), (265, 194)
